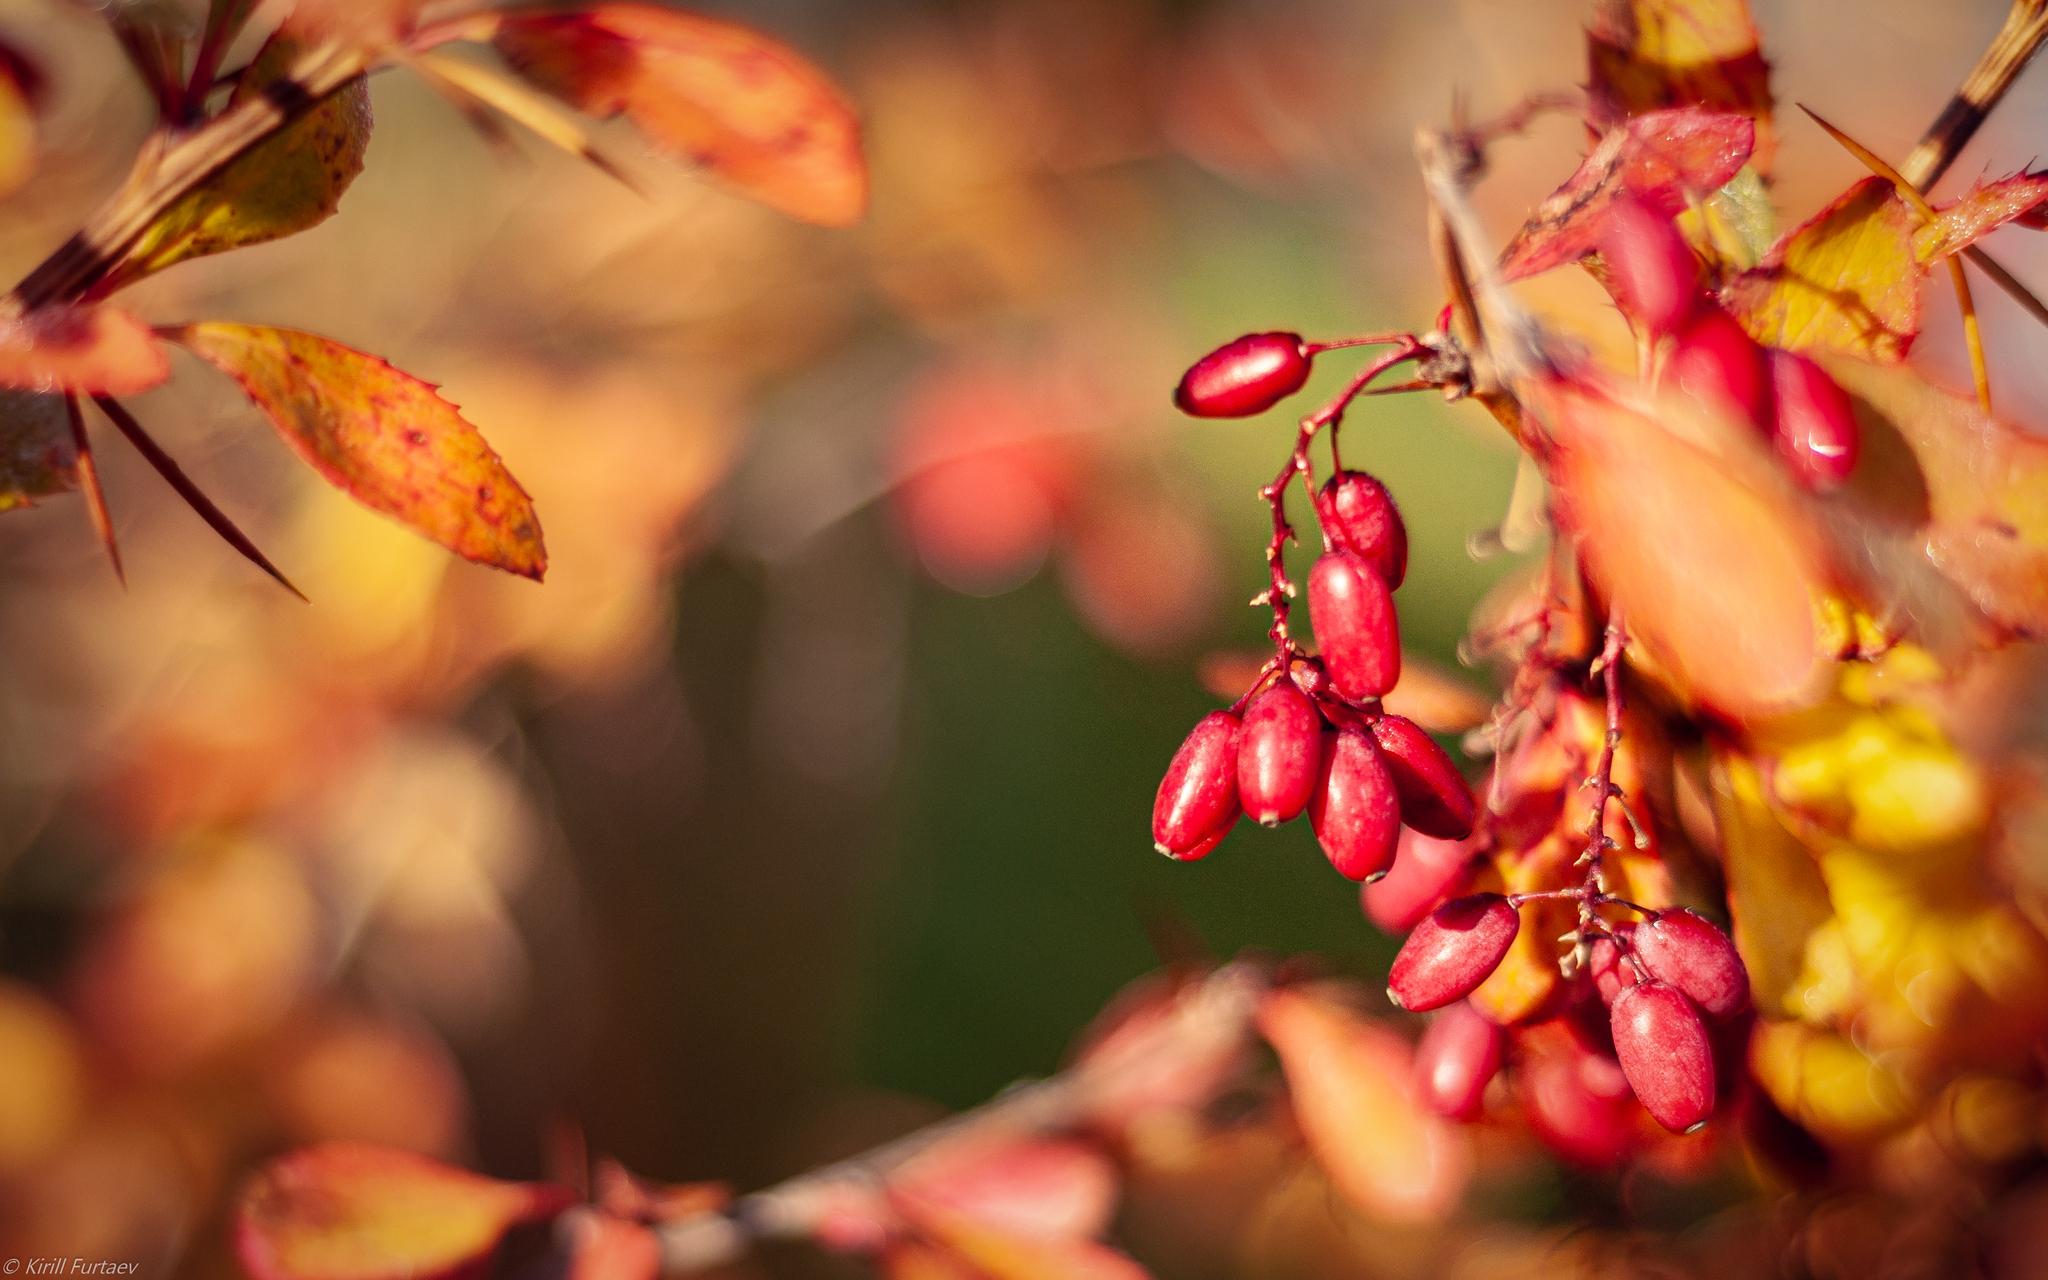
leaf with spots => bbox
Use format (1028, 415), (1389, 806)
(97, 33), (372, 296)
(491, 3), (866, 226)
(235, 1142), (577, 1280)
(0, 305), (170, 396)
(1587, 0), (1774, 174)
(165, 323), (546, 579)
(0, 388), (75, 512)
(1722, 177), (1922, 362)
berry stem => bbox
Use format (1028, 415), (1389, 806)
(1573, 603), (1629, 936)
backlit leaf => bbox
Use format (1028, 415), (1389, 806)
(1500, 107), (1754, 281)
(100, 35), (371, 295)
(0, 389), (75, 512)
(1711, 750), (1831, 1017)
(1912, 172), (2048, 264)
(892, 1138), (1117, 1243)
(1723, 177), (1920, 362)
(1586, 0), (1774, 174)
(165, 324), (545, 579)
(492, 4), (866, 226)
(890, 1193), (1154, 1280)
(564, 1211), (661, 1280)
(0, 306), (170, 396)
(235, 1142), (576, 1280)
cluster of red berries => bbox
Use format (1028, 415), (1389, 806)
(1601, 196), (1860, 490)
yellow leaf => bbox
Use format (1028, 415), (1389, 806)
(493, 4), (867, 227)
(1587, 0), (1774, 173)
(101, 35), (371, 295)
(0, 389), (75, 512)
(1712, 751), (1833, 1019)
(235, 1142), (576, 1280)
(167, 324), (546, 579)
(1723, 177), (1920, 361)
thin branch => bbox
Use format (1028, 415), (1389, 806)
(1964, 243), (2048, 331)
(64, 394), (123, 587)
(89, 395), (306, 602)
(1900, 0), (2048, 192)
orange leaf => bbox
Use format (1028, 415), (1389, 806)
(892, 1138), (1118, 1243)
(1913, 172), (2048, 264)
(1587, 0), (1774, 174)
(565, 1211), (661, 1280)
(891, 1193), (1154, 1280)
(1527, 376), (1834, 718)
(0, 306), (169, 396)
(493, 4), (867, 226)
(1500, 107), (1754, 281)
(165, 323), (545, 579)
(235, 1142), (576, 1280)
(1723, 177), (1921, 361)
(1254, 986), (1470, 1224)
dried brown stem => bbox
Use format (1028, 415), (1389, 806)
(1900, 0), (2048, 193)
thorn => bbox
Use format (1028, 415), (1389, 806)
(64, 394), (123, 587)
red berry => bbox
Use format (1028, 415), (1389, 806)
(1518, 1037), (1638, 1170)
(1387, 893), (1520, 1012)
(1236, 681), (1323, 827)
(1413, 1000), (1504, 1120)
(1361, 827), (1474, 933)
(1368, 714), (1475, 840)
(1173, 332), (1312, 418)
(1767, 348), (1859, 490)
(1631, 909), (1750, 1020)
(1308, 552), (1400, 700)
(1588, 926), (1640, 1007)
(1610, 980), (1716, 1133)
(1308, 728), (1401, 881)
(1599, 196), (1701, 337)
(1316, 471), (1407, 589)
(1152, 711), (1242, 860)
(1666, 308), (1768, 428)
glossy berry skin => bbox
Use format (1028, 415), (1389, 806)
(1610, 980), (1716, 1133)
(1767, 348), (1859, 490)
(1413, 1000), (1505, 1120)
(1362, 828), (1473, 933)
(1631, 909), (1750, 1020)
(1387, 893), (1520, 1012)
(1667, 308), (1768, 428)
(1173, 332), (1312, 418)
(1588, 927), (1640, 1007)
(1152, 711), (1242, 860)
(1368, 714), (1475, 840)
(1308, 552), (1401, 700)
(1600, 196), (1700, 337)
(1317, 471), (1407, 589)
(1308, 729), (1402, 882)
(1236, 682), (1323, 827)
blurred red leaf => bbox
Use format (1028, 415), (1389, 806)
(890, 1193), (1153, 1280)
(1500, 107), (1754, 281)
(1722, 177), (1920, 361)
(0, 306), (168, 396)
(893, 1138), (1118, 1243)
(1913, 172), (2048, 263)
(492, 3), (866, 226)
(1587, 0), (1773, 173)
(1254, 985), (1471, 1224)
(165, 323), (545, 580)
(592, 1157), (728, 1225)
(565, 1211), (661, 1280)
(235, 1142), (576, 1280)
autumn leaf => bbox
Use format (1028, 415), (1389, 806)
(1912, 171), (2048, 264)
(0, 41), (37, 200)
(0, 389), (76, 512)
(1587, 0), (1774, 174)
(564, 1210), (661, 1280)
(492, 3), (866, 226)
(164, 324), (546, 580)
(235, 1142), (577, 1280)
(889, 1192), (1154, 1280)
(0, 306), (169, 396)
(1499, 107), (1753, 281)
(1722, 177), (1920, 362)
(891, 1138), (1118, 1243)
(98, 35), (371, 297)
(1711, 751), (1831, 1018)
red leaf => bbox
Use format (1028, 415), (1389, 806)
(493, 4), (867, 226)
(1914, 172), (2048, 263)
(889, 1192), (1154, 1280)
(893, 1138), (1118, 1243)
(165, 323), (545, 579)
(1499, 108), (1754, 282)
(235, 1142), (576, 1280)
(565, 1211), (661, 1280)
(0, 306), (169, 396)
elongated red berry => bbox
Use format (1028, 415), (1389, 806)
(1599, 196), (1700, 337)
(1308, 552), (1400, 699)
(1152, 711), (1242, 860)
(1368, 714), (1475, 840)
(1387, 893), (1520, 1012)
(1631, 909), (1749, 1020)
(1309, 729), (1401, 881)
(1361, 828), (1474, 932)
(1588, 926), (1640, 1007)
(1767, 348), (1859, 490)
(1173, 332), (1312, 418)
(1236, 682), (1323, 826)
(1317, 471), (1407, 589)
(1413, 1000), (1504, 1120)
(1667, 308), (1768, 428)
(1610, 980), (1715, 1133)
